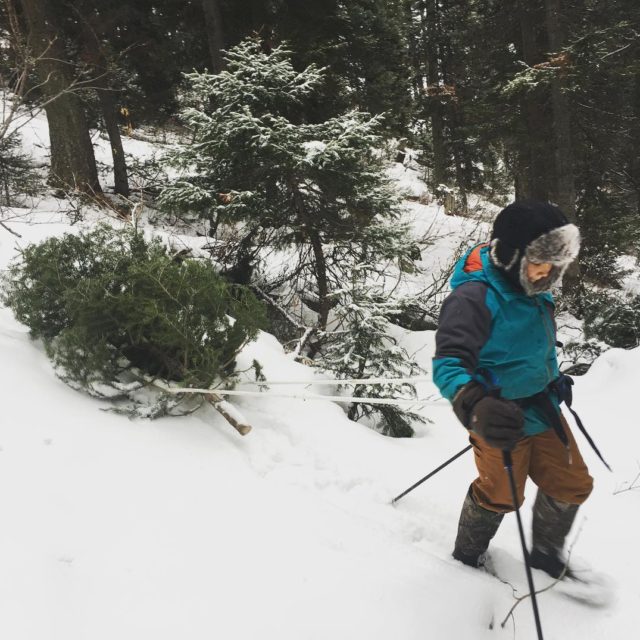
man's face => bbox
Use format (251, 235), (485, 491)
(526, 261), (553, 283)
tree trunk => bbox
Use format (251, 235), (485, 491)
(19, 0), (101, 194)
(517, 0), (551, 201)
(308, 229), (330, 331)
(630, 66), (640, 215)
(290, 180), (331, 331)
(545, 0), (579, 288)
(75, 15), (130, 197)
(97, 87), (130, 197)
(441, 38), (469, 212)
(204, 394), (252, 436)
(407, 0), (423, 94)
(544, 0), (576, 221)
(423, 0), (446, 188)
(202, 0), (226, 73)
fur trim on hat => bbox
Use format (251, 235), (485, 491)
(517, 224), (580, 295)
(524, 224), (580, 266)
(490, 238), (521, 270)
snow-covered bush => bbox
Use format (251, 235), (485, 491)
(2, 225), (265, 416)
(321, 280), (426, 438)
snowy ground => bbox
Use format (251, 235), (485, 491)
(1, 114), (639, 639)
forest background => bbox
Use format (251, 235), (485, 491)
(1, 0), (639, 437)
(3, 0), (638, 252)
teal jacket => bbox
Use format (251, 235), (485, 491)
(432, 244), (560, 435)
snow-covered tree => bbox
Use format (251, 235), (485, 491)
(160, 38), (414, 326)
(160, 38), (422, 436)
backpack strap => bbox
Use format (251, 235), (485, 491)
(549, 375), (612, 471)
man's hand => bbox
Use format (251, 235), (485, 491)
(453, 381), (525, 449)
(471, 396), (525, 449)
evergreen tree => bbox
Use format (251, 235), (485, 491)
(2, 225), (266, 416)
(326, 0), (414, 133)
(566, 2), (640, 268)
(220, 0), (414, 133)
(408, 0), (518, 203)
(160, 38), (422, 435)
(0, 131), (41, 205)
(160, 38), (412, 327)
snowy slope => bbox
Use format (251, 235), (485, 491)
(0, 115), (639, 639)
(1, 209), (639, 640)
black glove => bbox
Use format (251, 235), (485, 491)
(453, 381), (525, 450)
(552, 373), (574, 406)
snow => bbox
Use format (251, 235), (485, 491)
(618, 255), (640, 296)
(1, 116), (639, 640)
(303, 140), (327, 161)
(387, 162), (430, 200)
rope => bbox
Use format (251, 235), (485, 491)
(150, 380), (434, 408)
(235, 375), (431, 386)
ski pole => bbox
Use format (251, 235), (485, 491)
(503, 450), (544, 640)
(391, 444), (472, 505)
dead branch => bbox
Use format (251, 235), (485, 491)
(0, 219), (22, 237)
(204, 393), (252, 436)
(613, 463), (640, 495)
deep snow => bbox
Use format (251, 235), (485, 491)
(0, 113), (639, 639)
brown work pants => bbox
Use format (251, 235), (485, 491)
(470, 415), (594, 513)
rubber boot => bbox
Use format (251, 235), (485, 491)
(452, 486), (504, 568)
(530, 490), (579, 579)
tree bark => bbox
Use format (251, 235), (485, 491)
(19, 0), (101, 194)
(630, 62), (640, 215)
(440, 36), (470, 211)
(407, 0), (423, 94)
(544, 0), (575, 221)
(202, 0), (226, 73)
(308, 229), (330, 331)
(423, 0), (446, 188)
(517, 0), (551, 201)
(545, 0), (579, 287)
(290, 180), (331, 331)
(75, 14), (130, 197)
(97, 87), (130, 197)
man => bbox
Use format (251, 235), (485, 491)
(432, 200), (593, 578)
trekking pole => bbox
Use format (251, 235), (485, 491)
(391, 445), (472, 505)
(503, 450), (544, 640)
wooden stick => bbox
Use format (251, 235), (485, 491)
(139, 373), (253, 436)
(204, 393), (252, 436)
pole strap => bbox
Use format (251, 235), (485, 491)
(548, 375), (612, 471)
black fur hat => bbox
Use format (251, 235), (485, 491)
(490, 200), (580, 295)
